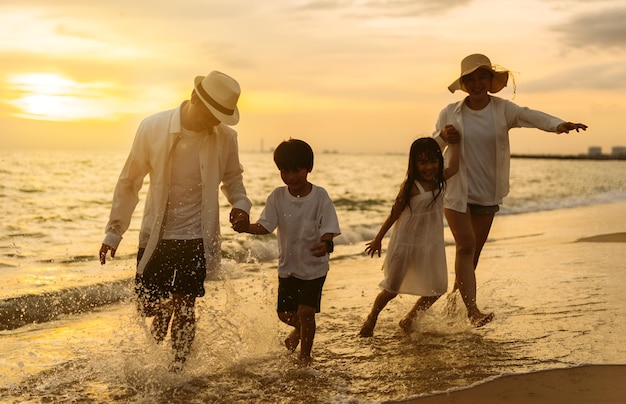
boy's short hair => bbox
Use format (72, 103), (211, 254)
(273, 139), (314, 172)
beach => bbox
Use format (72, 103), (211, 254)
(397, 365), (626, 403)
(2, 200), (625, 402)
(1, 151), (625, 402)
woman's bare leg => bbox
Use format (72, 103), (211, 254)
(445, 208), (493, 326)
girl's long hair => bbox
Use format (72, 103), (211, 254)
(398, 137), (446, 211)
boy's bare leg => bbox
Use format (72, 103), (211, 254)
(170, 294), (196, 371)
(297, 305), (316, 366)
(279, 311), (300, 351)
(358, 289), (397, 337)
(399, 295), (440, 332)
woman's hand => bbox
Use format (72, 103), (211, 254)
(441, 125), (461, 144)
(557, 122), (588, 134)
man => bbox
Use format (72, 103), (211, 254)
(99, 71), (251, 371)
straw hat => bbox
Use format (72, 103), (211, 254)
(448, 54), (509, 94)
(194, 71), (240, 125)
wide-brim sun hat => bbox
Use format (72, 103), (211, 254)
(448, 54), (509, 94)
(194, 71), (240, 125)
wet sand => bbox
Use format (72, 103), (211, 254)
(388, 201), (626, 403)
(2, 201), (625, 402)
(396, 365), (626, 403)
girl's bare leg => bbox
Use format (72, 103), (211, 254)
(399, 295), (440, 332)
(358, 289), (397, 337)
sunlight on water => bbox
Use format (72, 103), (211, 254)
(0, 151), (625, 402)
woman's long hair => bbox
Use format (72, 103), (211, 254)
(398, 137), (446, 211)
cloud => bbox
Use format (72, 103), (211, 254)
(292, 0), (472, 18)
(523, 62), (626, 92)
(552, 6), (626, 49)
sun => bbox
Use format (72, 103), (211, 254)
(7, 73), (115, 121)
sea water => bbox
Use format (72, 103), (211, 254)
(0, 150), (625, 402)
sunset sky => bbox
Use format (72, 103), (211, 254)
(1, 0), (624, 155)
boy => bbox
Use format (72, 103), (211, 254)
(237, 139), (340, 365)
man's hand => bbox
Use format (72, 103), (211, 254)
(230, 208), (250, 233)
(99, 243), (116, 265)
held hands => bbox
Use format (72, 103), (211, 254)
(230, 208), (250, 233)
(99, 243), (116, 265)
(365, 239), (382, 258)
(441, 125), (461, 144)
(557, 122), (588, 134)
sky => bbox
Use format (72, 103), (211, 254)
(1, 0), (625, 155)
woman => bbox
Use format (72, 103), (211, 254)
(433, 54), (587, 327)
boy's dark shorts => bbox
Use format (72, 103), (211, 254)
(277, 275), (326, 313)
(134, 239), (206, 316)
(468, 203), (500, 215)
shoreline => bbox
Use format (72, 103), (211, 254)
(394, 364), (626, 403)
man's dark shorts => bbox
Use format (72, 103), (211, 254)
(468, 203), (500, 215)
(277, 275), (326, 313)
(135, 239), (206, 316)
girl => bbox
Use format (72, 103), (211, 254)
(359, 137), (459, 337)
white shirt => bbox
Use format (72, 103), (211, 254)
(433, 96), (565, 212)
(462, 102), (497, 205)
(103, 102), (251, 275)
(257, 185), (341, 280)
(162, 128), (203, 239)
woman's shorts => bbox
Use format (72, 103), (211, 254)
(277, 275), (326, 313)
(135, 239), (206, 316)
(468, 203), (500, 215)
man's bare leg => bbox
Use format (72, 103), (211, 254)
(170, 294), (196, 371)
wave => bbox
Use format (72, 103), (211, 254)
(0, 280), (133, 331)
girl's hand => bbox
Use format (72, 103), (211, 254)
(557, 122), (588, 133)
(365, 239), (382, 257)
(441, 125), (461, 144)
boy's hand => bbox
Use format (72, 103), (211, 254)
(310, 241), (329, 257)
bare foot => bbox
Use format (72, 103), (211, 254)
(169, 358), (185, 373)
(284, 329), (300, 351)
(470, 312), (494, 328)
(297, 354), (312, 367)
(398, 317), (413, 333)
(358, 316), (376, 338)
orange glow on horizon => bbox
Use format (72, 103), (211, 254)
(6, 73), (117, 122)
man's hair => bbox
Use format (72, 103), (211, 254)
(273, 139), (314, 172)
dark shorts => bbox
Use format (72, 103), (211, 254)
(468, 203), (500, 215)
(277, 275), (326, 313)
(135, 239), (206, 316)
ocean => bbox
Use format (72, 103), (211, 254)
(1, 150), (625, 402)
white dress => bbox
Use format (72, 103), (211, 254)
(379, 181), (448, 296)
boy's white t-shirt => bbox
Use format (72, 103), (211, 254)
(257, 184), (341, 280)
